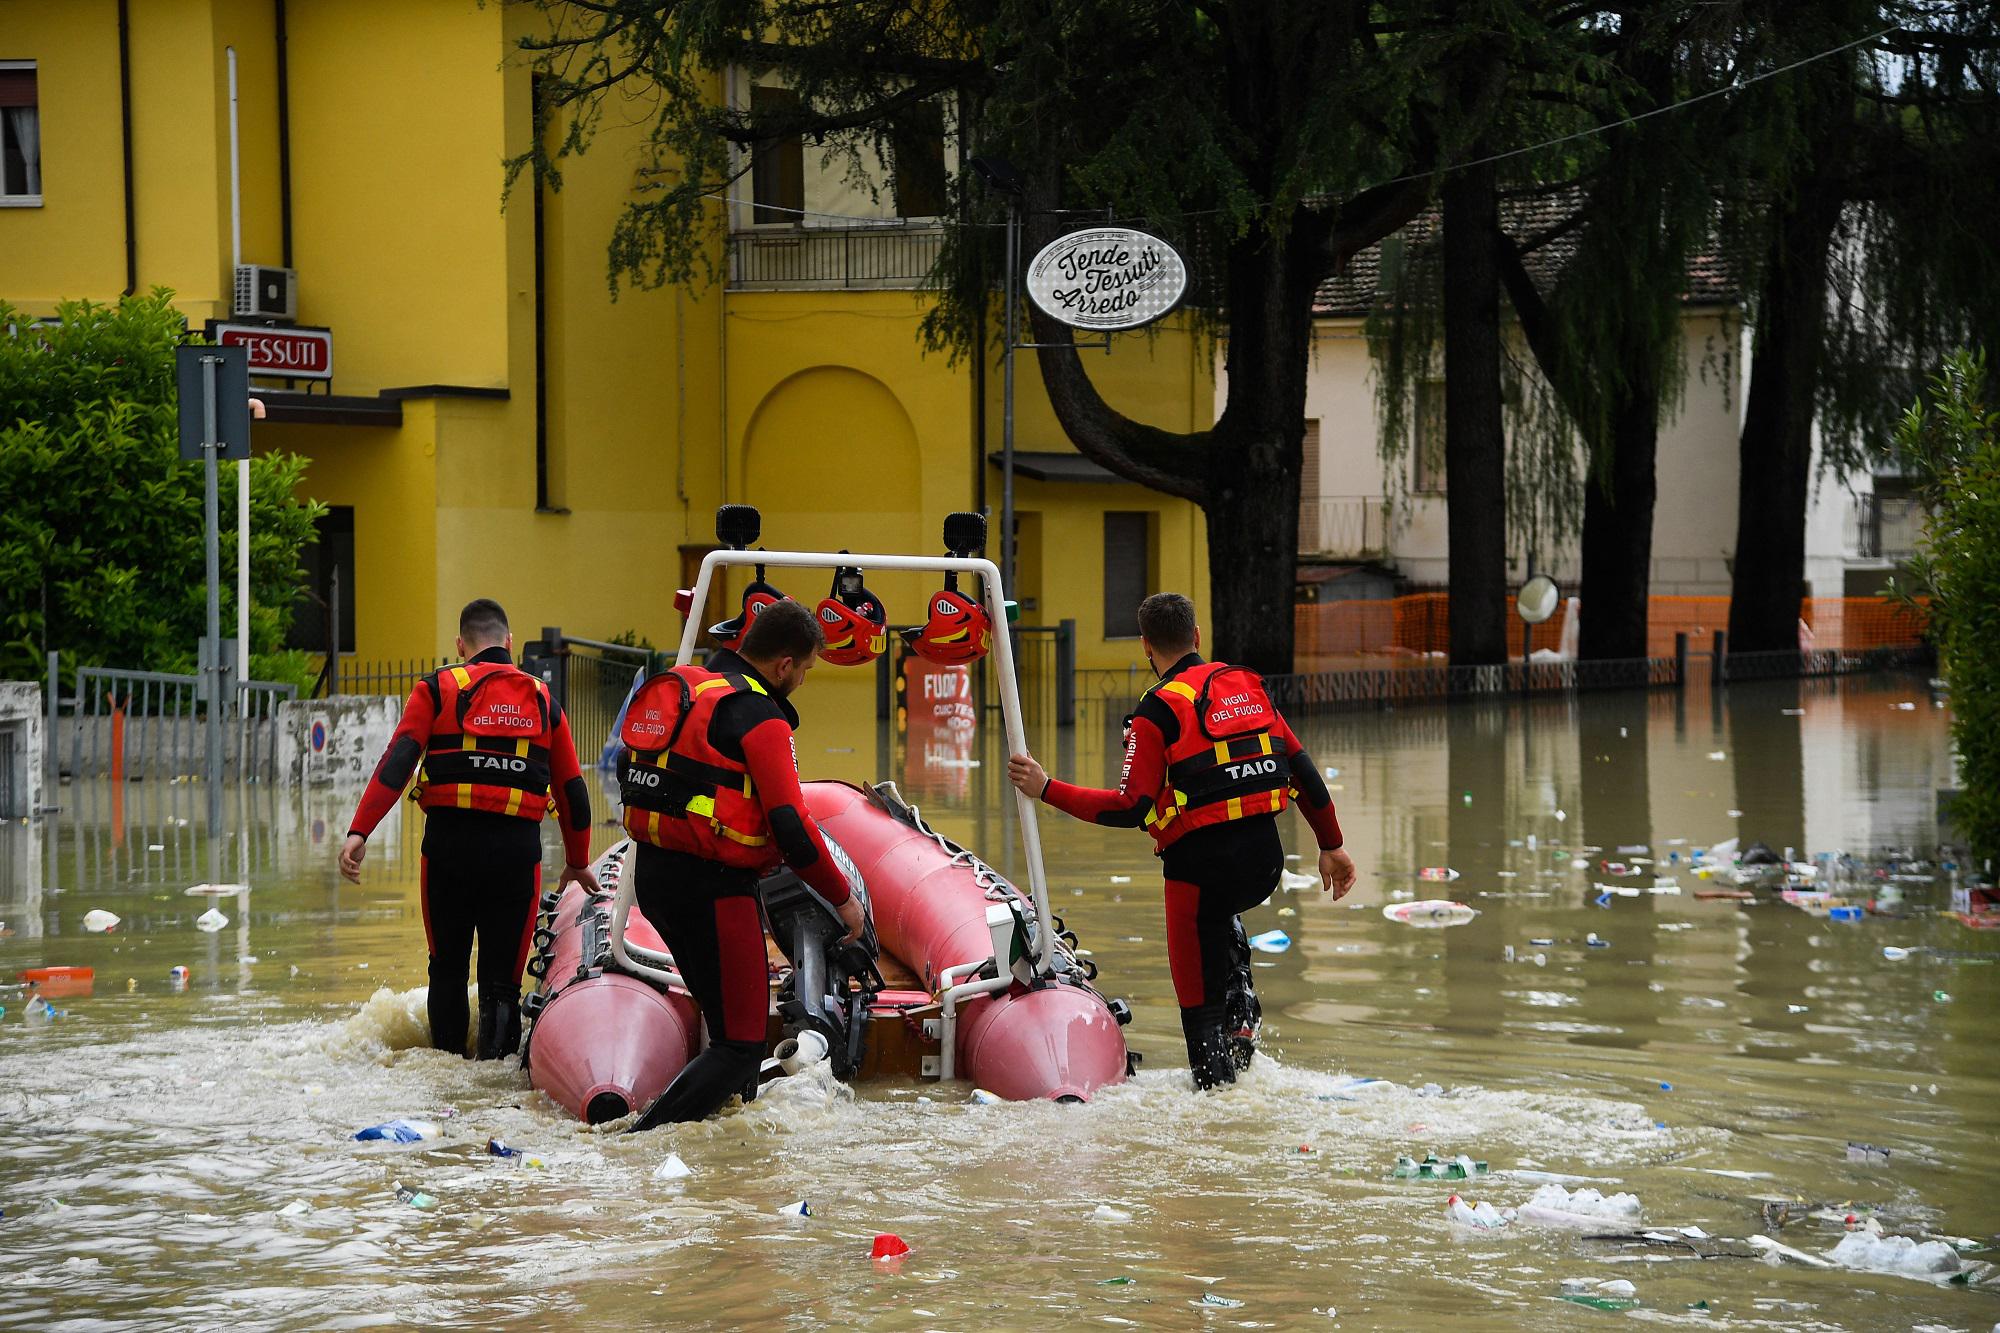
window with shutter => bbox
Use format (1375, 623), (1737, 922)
(1103, 512), (1151, 638)
(750, 85), (805, 224)
(1413, 381), (1447, 494)
(1298, 419), (1322, 551)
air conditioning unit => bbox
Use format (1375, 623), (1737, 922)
(233, 264), (297, 321)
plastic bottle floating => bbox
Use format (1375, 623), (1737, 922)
(1417, 867), (1461, 882)
(1394, 1152), (1487, 1180)
(1383, 901), (1479, 928)
(1446, 1194), (1513, 1229)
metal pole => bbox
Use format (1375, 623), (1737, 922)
(44, 650), (57, 790)
(202, 355), (224, 851)
(327, 565), (341, 694)
(1000, 199), (1018, 594)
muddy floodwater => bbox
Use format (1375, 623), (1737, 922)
(1, 671), (1993, 1330)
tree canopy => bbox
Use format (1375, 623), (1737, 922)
(0, 291), (323, 685)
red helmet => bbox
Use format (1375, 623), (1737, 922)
(816, 566), (887, 666)
(709, 577), (787, 651)
(903, 587), (992, 664)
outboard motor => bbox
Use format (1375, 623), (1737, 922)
(759, 838), (882, 1080)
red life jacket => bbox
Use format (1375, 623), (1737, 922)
(1143, 661), (1291, 850)
(616, 664), (774, 868)
(415, 662), (556, 820)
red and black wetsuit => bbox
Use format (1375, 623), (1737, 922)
(627, 648), (851, 1126)
(1041, 652), (1343, 1088)
(347, 645), (593, 1058)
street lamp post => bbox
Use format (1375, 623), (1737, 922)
(969, 157), (1026, 594)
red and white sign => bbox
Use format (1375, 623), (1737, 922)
(210, 323), (333, 380)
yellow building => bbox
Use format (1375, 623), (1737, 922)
(0, 1), (1210, 696)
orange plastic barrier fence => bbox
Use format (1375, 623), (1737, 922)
(1293, 594), (1926, 668)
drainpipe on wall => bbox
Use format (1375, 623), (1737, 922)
(118, 0), (135, 295)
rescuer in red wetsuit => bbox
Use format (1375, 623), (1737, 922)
(339, 599), (598, 1060)
(620, 599), (863, 1128)
(1008, 593), (1357, 1089)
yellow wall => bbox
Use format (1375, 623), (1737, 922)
(256, 404), (439, 664)
(4, 0), (1214, 680)
(0, 1), (127, 304)
(284, 0), (509, 391)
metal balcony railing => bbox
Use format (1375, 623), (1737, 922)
(1299, 496), (1388, 558)
(727, 224), (945, 289)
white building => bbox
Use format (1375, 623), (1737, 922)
(1216, 230), (1913, 617)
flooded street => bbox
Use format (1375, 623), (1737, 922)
(2, 672), (1993, 1330)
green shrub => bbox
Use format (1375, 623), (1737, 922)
(1896, 349), (2000, 865)
(0, 291), (323, 683)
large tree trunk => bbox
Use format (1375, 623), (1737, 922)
(1204, 218), (1326, 674)
(1578, 381), (1660, 660)
(1442, 160), (1509, 665)
(1728, 192), (1841, 653)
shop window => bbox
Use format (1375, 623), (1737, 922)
(0, 63), (40, 203)
(751, 85), (804, 224)
(892, 102), (947, 219)
(1103, 512), (1152, 638)
(288, 507), (356, 654)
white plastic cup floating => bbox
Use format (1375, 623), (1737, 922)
(195, 907), (229, 932)
(777, 1200), (811, 1217)
(83, 909), (120, 933)
(653, 1153), (693, 1182)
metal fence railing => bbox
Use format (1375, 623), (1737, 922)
(307, 657), (439, 699)
(727, 225), (946, 289)
(59, 662), (296, 781)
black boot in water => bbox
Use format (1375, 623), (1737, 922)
(1181, 1003), (1237, 1090)
(477, 998), (521, 1061)
(1224, 917), (1261, 1071)
(629, 1040), (766, 1130)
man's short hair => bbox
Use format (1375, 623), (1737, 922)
(460, 598), (510, 644)
(741, 598), (824, 664)
(1137, 592), (1197, 653)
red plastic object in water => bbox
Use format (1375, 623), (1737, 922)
(18, 966), (93, 983)
(871, 1233), (911, 1260)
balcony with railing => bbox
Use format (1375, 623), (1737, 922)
(727, 224), (945, 290)
(1850, 492), (1923, 561)
(1300, 496), (1388, 559)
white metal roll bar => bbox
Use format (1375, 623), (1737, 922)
(596, 531), (1059, 1081)
(608, 874), (687, 992)
(673, 545), (1058, 977)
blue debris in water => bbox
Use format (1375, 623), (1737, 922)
(353, 1119), (437, 1144)
(1594, 891), (1614, 908)
(1248, 930), (1291, 953)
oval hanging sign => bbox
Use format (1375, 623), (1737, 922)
(1025, 227), (1188, 332)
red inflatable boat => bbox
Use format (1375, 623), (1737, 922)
(522, 781), (1131, 1121)
(520, 509), (1130, 1122)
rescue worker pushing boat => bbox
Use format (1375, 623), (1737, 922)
(618, 598), (863, 1128)
(340, 599), (598, 1059)
(1008, 593), (1357, 1089)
